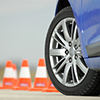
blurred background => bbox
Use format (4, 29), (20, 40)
(0, 0), (57, 80)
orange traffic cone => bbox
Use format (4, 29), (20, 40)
(13, 60), (31, 90)
(29, 59), (48, 91)
(0, 61), (14, 89)
(43, 78), (59, 92)
(12, 64), (17, 86)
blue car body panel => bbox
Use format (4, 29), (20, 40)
(55, 0), (100, 69)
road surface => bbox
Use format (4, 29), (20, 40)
(0, 90), (99, 100)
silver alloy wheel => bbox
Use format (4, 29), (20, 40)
(49, 18), (89, 87)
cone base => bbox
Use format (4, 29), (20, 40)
(0, 86), (13, 89)
(42, 88), (59, 92)
(29, 88), (44, 91)
(13, 86), (30, 90)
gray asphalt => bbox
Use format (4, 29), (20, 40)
(0, 90), (99, 100)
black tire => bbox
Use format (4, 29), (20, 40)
(45, 7), (100, 96)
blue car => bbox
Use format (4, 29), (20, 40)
(45, 0), (100, 96)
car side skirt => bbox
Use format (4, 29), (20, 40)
(85, 57), (100, 69)
(86, 41), (100, 57)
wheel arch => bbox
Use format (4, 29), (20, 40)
(55, 0), (70, 15)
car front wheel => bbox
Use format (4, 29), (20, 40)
(45, 8), (100, 96)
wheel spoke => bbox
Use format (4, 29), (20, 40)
(73, 58), (79, 83)
(76, 50), (82, 56)
(71, 19), (75, 39)
(77, 58), (88, 74)
(53, 57), (65, 69)
(55, 30), (70, 49)
(71, 66), (75, 84)
(56, 55), (70, 74)
(52, 36), (66, 48)
(76, 38), (80, 47)
(62, 62), (71, 85)
(62, 19), (71, 42)
(50, 49), (66, 56)
(73, 25), (77, 41)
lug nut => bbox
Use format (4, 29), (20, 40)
(69, 58), (72, 63)
(75, 55), (78, 59)
(74, 45), (78, 50)
(65, 50), (69, 55)
(69, 42), (72, 47)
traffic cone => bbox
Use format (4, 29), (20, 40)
(13, 60), (31, 90)
(0, 60), (14, 89)
(29, 59), (48, 91)
(12, 64), (17, 86)
(42, 78), (59, 92)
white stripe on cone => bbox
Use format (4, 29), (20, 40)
(35, 67), (47, 78)
(4, 68), (14, 78)
(19, 67), (31, 78)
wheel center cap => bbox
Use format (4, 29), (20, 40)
(70, 48), (75, 56)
